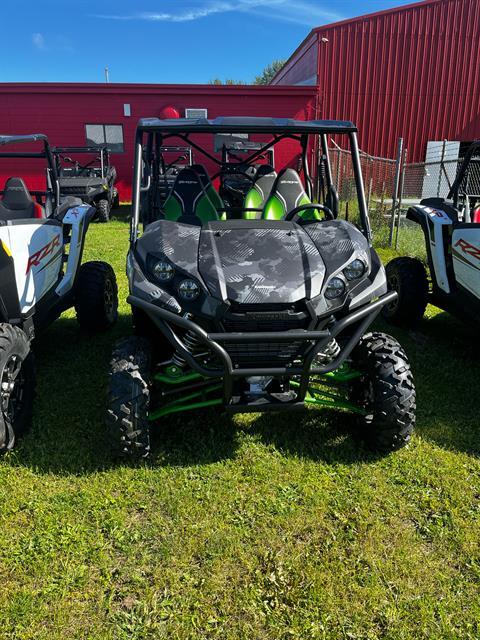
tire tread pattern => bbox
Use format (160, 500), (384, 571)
(96, 199), (110, 223)
(0, 323), (35, 452)
(106, 337), (151, 459)
(383, 256), (428, 326)
(75, 261), (118, 331)
(352, 331), (416, 451)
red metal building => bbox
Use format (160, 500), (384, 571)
(2, 0), (478, 197)
(272, 0), (480, 161)
(0, 83), (316, 200)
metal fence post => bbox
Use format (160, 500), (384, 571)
(395, 146), (408, 250)
(437, 139), (447, 197)
(367, 159), (373, 212)
(336, 148), (341, 192)
(389, 138), (404, 246)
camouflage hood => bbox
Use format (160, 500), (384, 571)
(137, 218), (371, 306)
(198, 220), (325, 304)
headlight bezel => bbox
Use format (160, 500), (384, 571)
(151, 258), (175, 282)
(145, 252), (205, 307)
(178, 278), (201, 301)
(325, 276), (346, 300)
(344, 258), (366, 281)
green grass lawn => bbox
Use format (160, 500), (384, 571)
(0, 209), (479, 639)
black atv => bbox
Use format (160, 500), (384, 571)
(107, 116), (416, 458)
(53, 146), (119, 222)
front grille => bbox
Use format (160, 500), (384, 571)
(224, 316), (306, 333)
(223, 308), (308, 333)
(60, 186), (89, 196)
(222, 306), (310, 367)
(225, 340), (306, 368)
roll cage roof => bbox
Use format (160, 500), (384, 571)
(53, 146), (109, 154)
(131, 117), (371, 245)
(0, 134), (54, 160)
(0, 134), (49, 146)
(0, 133), (59, 204)
(137, 116), (357, 135)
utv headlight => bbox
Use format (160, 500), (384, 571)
(325, 277), (346, 300)
(178, 278), (200, 300)
(344, 259), (366, 281)
(152, 259), (174, 282)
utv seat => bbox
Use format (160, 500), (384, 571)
(262, 168), (316, 221)
(162, 168), (219, 225)
(242, 168), (277, 220)
(190, 164), (224, 213)
(0, 177), (44, 221)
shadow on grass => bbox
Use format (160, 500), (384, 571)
(6, 309), (479, 476)
(108, 203), (131, 223)
(377, 311), (480, 457)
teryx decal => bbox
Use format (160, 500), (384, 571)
(26, 235), (61, 274)
(454, 238), (480, 262)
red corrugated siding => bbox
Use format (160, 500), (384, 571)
(274, 0), (480, 161)
(272, 33), (318, 86)
(0, 84), (316, 199)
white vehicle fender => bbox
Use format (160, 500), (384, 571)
(55, 204), (94, 297)
(415, 205), (453, 294)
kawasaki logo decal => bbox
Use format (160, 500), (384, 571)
(26, 235), (61, 274)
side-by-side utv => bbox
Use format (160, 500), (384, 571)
(383, 141), (480, 326)
(0, 134), (118, 451)
(107, 117), (416, 458)
(53, 146), (118, 222)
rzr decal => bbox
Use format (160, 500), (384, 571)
(26, 235), (61, 274)
(454, 238), (480, 262)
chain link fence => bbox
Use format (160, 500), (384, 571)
(328, 139), (476, 250)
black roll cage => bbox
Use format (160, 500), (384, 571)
(52, 145), (111, 180)
(0, 134), (60, 206)
(130, 118), (371, 245)
(448, 140), (480, 207)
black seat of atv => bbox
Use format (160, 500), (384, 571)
(243, 168), (277, 220)
(0, 177), (43, 221)
(262, 168), (315, 221)
(162, 168), (219, 225)
(190, 164), (224, 213)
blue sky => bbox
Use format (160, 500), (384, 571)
(2, 0), (416, 84)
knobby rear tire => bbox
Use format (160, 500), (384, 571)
(75, 261), (118, 332)
(382, 257), (428, 327)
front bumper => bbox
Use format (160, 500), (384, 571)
(128, 291), (396, 411)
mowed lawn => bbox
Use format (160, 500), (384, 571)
(0, 208), (479, 639)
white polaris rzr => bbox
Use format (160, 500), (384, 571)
(383, 141), (480, 326)
(0, 134), (118, 451)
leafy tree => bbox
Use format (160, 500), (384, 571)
(209, 78), (247, 85)
(254, 60), (286, 85)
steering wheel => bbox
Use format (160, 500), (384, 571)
(284, 203), (334, 223)
(78, 156), (101, 175)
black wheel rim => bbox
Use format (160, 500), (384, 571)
(104, 278), (116, 321)
(1, 354), (26, 426)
